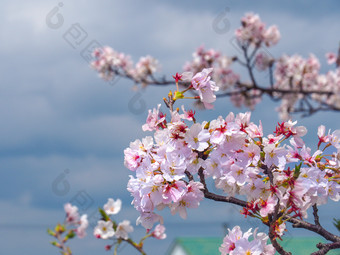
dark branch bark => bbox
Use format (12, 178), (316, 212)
(268, 233), (291, 255)
(311, 241), (340, 255)
(313, 204), (321, 226)
(197, 167), (248, 207)
(287, 217), (340, 243)
(185, 170), (194, 182)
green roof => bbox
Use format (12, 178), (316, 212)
(167, 237), (340, 255)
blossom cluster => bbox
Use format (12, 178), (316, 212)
(219, 226), (275, 255)
(91, 46), (159, 84)
(235, 12), (280, 47)
(202, 113), (340, 236)
(64, 203), (89, 238)
(90, 13), (340, 120)
(183, 46), (240, 92)
(181, 68), (220, 109)
(94, 198), (134, 240)
(48, 203), (89, 255)
(125, 106), (207, 228)
(93, 198), (167, 244)
(274, 54), (340, 120)
(125, 101), (340, 235)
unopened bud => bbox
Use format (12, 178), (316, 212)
(55, 224), (65, 234)
(50, 241), (61, 248)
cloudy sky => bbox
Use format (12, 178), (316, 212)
(1, 1), (340, 254)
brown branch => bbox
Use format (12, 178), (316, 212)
(197, 167), (248, 207)
(203, 190), (248, 207)
(243, 45), (259, 89)
(106, 63), (339, 117)
(268, 232), (291, 255)
(267, 196), (291, 255)
(287, 217), (340, 243)
(124, 238), (147, 255)
(185, 170), (194, 182)
(269, 63), (274, 88)
(313, 204), (321, 226)
(311, 241), (340, 255)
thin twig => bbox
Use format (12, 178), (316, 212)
(313, 204), (321, 226)
(197, 167), (248, 207)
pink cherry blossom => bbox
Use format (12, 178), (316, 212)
(64, 203), (79, 225)
(115, 220), (133, 240)
(94, 220), (115, 239)
(152, 224), (167, 239)
(76, 214), (88, 238)
(326, 52), (337, 65)
(103, 198), (122, 215)
(185, 123), (210, 151)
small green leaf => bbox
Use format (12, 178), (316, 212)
(64, 230), (76, 241)
(99, 208), (110, 221)
(67, 246), (72, 255)
(315, 155), (322, 161)
(260, 151), (265, 161)
(173, 91), (184, 100)
(293, 162), (302, 179)
(67, 230), (76, 239)
(47, 228), (56, 236)
(50, 241), (60, 248)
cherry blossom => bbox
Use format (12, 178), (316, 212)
(219, 226), (274, 255)
(115, 220), (134, 240)
(123, 98), (340, 253)
(152, 224), (167, 240)
(94, 220), (115, 239)
(104, 198), (122, 215)
(326, 52), (337, 65)
(64, 203), (79, 225)
(182, 68), (219, 109)
(235, 13), (280, 47)
(86, 12), (340, 255)
(76, 215), (88, 238)
(63, 203), (88, 238)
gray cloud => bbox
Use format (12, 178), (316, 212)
(1, 1), (340, 254)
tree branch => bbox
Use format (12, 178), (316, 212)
(287, 217), (340, 243)
(197, 167), (248, 207)
(311, 241), (340, 255)
(313, 204), (321, 226)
